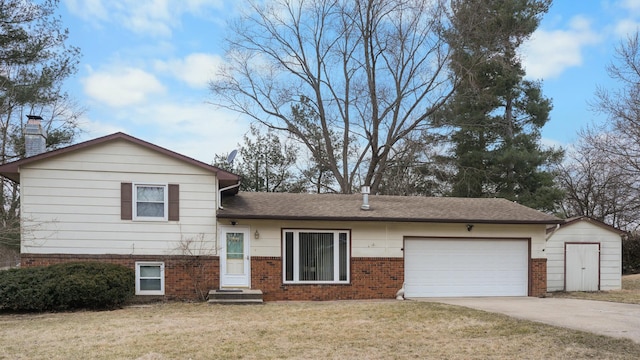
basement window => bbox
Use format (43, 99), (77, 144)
(135, 262), (165, 295)
(283, 230), (349, 284)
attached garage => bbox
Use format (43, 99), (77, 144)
(404, 238), (529, 297)
(217, 192), (562, 300)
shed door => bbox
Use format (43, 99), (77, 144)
(565, 243), (599, 291)
(404, 239), (529, 297)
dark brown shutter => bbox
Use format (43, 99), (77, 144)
(168, 184), (179, 221)
(121, 182), (132, 220)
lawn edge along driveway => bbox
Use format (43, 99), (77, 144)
(421, 297), (640, 343)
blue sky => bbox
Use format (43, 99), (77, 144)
(58, 0), (640, 163)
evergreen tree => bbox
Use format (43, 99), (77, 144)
(440, 0), (563, 211)
(213, 125), (298, 193)
(0, 0), (82, 250)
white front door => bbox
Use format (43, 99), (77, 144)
(220, 226), (250, 288)
(566, 243), (600, 291)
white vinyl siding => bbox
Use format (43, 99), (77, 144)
(136, 262), (165, 295)
(546, 221), (622, 291)
(20, 140), (218, 255)
(227, 219), (547, 260)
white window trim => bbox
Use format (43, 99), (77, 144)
(133, 183), (168, 221)
(135, 261), (165, 295)
(282, 229), (350, 284)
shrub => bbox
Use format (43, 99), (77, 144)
(623, 234), (640, 274)
(0, 262), (135, 312)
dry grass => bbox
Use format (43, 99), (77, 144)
(550, 274), (640, 304)
(2, 301), (640, 359)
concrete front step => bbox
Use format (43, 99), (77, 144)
(207, 289), (263, 304)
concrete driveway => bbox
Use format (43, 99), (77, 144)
(419, 297), (640, 343)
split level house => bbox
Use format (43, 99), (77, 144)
(0, 118), (623, 301)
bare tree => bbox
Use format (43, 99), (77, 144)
(570, 30), (640, 232)
(575, 30), (640, 273)
(556, 139), (640, 230)
(210, 0), (454, 193)
(174, 233), (218, 300)
(589, 31), (640, 179)
(376, 131), (452, 196)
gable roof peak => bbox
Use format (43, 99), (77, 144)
(0, 132), (240, 185)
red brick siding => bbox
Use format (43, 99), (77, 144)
(21, 254), (219, 300)
(22, 254), (545, 300)
(530, 258), (547, 297)
(251, 257), (404, 301)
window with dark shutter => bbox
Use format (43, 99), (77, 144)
(168, 184), (179, 221)
(123, 182), (178, 221)
(121, 182), (132, 220)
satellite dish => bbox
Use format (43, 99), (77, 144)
(226, 149), (238, 165)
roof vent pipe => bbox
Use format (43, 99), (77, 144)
(361, 186), (370, 210)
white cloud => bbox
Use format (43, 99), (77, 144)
(120, 1), (174, 37)
(540, 137), (568, 151)
(158, 105), (247, 162)
(154, 53), (223, 88)
(90, 101), (248, 163)
(620, 0), (640, 14)
(522, 16), (601, 79)
(612, 0), (640, 37)
(64, 0), (226, 37)
(614, 19), (640, 38)
(82, 67), (166, 107)
(76, 116), (127, 140)
(64, 0), (108, 21)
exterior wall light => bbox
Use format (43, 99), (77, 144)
(254, 230), (260, 239)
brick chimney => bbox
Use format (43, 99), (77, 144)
(25, 115), (47, 157)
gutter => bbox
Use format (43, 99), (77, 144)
(217, 183), (241, 210)
(215, 212), (564, 225)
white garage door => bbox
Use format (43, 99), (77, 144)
(405, 239), (529, 297)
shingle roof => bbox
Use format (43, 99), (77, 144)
(547, 216), (626, 235)
(218, 192), (562, 224)
(0, 132), (241, 189)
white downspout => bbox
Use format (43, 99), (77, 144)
(545, 223), (561, 242)
(217, 183), (241, 209)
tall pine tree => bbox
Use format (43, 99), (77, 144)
(0, 0), (82, 251)
(440, 0), (563, 211)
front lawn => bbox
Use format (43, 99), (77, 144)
(2, 301), (640, 359)
(550, 274), (640, 304)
